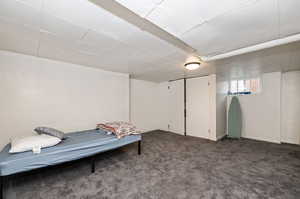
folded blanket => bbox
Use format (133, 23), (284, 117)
(96, 122), (141, 139)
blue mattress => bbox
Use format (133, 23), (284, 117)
(0, 129), (141, 176)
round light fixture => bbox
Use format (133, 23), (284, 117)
(184, 62), (201, 70)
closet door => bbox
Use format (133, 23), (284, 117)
(281, 71), (300, 144)
(168, 80), (185, 135)
(186, 76), (210, 139)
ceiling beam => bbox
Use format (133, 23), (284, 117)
(89, 0), (197, 55)
(202, 33), (300, 62)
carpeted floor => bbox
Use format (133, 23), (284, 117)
(5, 131), (300, 199)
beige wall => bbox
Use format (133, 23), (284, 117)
(130, 79), (167, 132)
(0, 51), (129, 148)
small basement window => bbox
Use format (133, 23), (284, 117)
(228, 78), (261, 95)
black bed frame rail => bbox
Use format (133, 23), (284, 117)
(0, 140), (141, 199)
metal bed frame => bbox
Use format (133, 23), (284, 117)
(0, 140), (141, 199)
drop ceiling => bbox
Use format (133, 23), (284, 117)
(0, 0), (300, 82)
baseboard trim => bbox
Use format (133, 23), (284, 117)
(141, 129), (161, 134)
(142, 129), (175, 134)
(217, 134), (227, 141)
(279, 142), (300, 146)
(241, 136), (281, 144)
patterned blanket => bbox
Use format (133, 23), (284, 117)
(96, 122), (141, 139)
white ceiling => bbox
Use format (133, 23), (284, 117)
(0, 0), (300, 82)
(0, 0), (188, 79)
(118, 0), (300, 57)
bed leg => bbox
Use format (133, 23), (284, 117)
(91, 157), (95, 173)
(0, 176), (4, 199)
(138, 141), (141, 155)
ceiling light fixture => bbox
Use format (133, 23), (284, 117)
(184, 62), (201, 70)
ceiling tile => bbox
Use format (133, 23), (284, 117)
(39, 32), (142, 73)
(39, 32), (111, 71)
(41, 14), (87, 41)
(146, 0), (256, 36)
(133, 69), (186, 82)
(109, 48), (186, 75)
(0, 0), (41, 28)
(115, 0), (163, 17)
(279, 0), (300, 37)
(79, 30), (127, 52)
(114, 29), (186, 64)
(16, 0), (43, 10)
(181, 0), (278, 56)
(44, 0), (139, 42)
(131, 51), (189, 81)
(120, 30), (177, 54)
(147, 2), (204, 37)
(144, 50), (187, 69)
(44, 0), (90, 28)
(0, 18), (39, 55)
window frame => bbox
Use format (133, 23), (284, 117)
(228, 77), (262, 96)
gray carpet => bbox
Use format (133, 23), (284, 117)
(5, 131), (300, 199)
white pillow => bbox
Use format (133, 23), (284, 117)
(9, 134), (61, 153)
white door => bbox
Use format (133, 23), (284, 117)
(168, 80), (185, 135)
(186, 76), (210, 139)
(281, 71), (300, 144)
